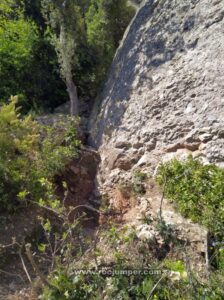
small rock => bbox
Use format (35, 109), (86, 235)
(132, 142), (144, 149)
(136, 154), (151, 167)
(145, 139), (157, 151)
(199, 133), (213, 142)
(136, 224), (155, 241)
(115, 141), (132, 149)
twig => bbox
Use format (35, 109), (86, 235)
(18, 250), (32, 284)
(62, 188), (69, 208)
(28, 199), (103, 221)
(0, 269), (25, 282)
(159, 175), (167, 220)
(40, 223), (56, 271)
(183, 247), (198, 296)
(147, 273), (165, 299)
(67, 204), (102, 219)
(93, 229), (100, 269)
(0, 241), (18, 249)
(204, 231), (210, 281)
(25, 243), (50, 287)
(27, 199), (64, 220)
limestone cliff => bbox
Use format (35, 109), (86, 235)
(90, 0), (224, 178)
(88, 0), (224, 263)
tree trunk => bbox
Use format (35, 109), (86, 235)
(66, 77), (79, 116)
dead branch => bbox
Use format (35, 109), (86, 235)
(0, 269), (24, 282)
(147, 273), (165, 299)
(25, 243), (50, 287)
(18, 249), (32, 284)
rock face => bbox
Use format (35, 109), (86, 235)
(89, 0), (224, 176)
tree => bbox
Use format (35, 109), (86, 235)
(42, 0), (85, 116)
(85, 0), (135, 86)
(0, 0), (134, 113)
(0, 0), (38, 104)
(86, 0), (135, 50)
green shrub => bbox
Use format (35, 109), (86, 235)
(40, 269), (104, 300)
(156, 156), (224, 239)
(164, 259), (186, 275)
(154, 216), (175, 243)
(156, 156), (224, 272)
(132, 171), (147, 195)
(0, 96), (80, 212)
(39, 219), (224, 300)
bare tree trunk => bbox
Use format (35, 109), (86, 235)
(66, 76), (79, 116)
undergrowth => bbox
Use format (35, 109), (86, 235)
(0, 96), (80, 212)
(156, 156), (224, 239)
(156, 156), (224, 273)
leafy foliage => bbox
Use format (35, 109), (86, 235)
(156, 156), (224, 274)
(156, 156), (224, 239)
(39, 221), (224, 300)
(0, 0), (38, 104)
(0, 97), (80, 212)
(85, 0), (135, 91)
(0, 0), (135, 112)
(132, 170), (147, 195)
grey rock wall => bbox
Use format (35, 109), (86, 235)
(89, 0), (224, 177)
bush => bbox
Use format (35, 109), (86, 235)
(0, 96), (80, 212)
(41, 269), (104, 300)
(156, 156), (224, 272)
(156, 156), (224, 238)
(132, 171), (147, 195)
(39, 221), (224, 300)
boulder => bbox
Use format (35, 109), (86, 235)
(89, 0), (224, 177)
